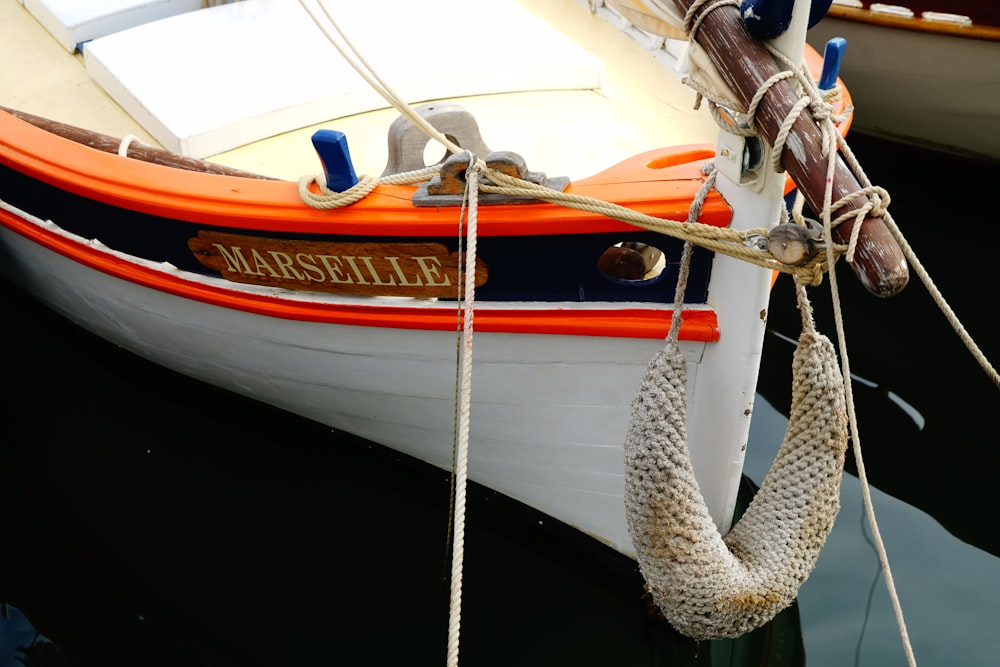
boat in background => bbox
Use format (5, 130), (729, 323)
(807, 1), (1000, 160)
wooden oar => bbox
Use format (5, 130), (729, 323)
(669, 0), (909, 297)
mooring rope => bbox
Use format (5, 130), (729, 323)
(290, 8), (480, 665)
(294, 1), (994, 660)
(816, 114), (920, 667)
(443, 160), (481, 667)
(833, 136), (999, 388)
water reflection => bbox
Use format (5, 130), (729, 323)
(746, 389), (1000, 666)
(752, 134), (1000, 664)
(759, 140), (1000, 560)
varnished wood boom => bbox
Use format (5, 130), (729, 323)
(670, 0), (909, 297)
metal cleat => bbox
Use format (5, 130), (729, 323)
(414, 151), (569, 206)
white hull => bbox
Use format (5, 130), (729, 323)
(0, 197), (769, 556)
(808, 17), (1000, 160)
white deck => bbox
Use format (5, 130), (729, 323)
(22, 0), (202, 52)
(81, 0), (604, 158)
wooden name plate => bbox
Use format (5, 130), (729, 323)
(189, 231), (487, 298)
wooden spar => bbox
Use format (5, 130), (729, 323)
(670, 0), (909, 297)
(0, 106), (272, 180)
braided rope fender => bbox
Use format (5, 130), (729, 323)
(624, 329), (848, 639)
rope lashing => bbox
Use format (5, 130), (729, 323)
(292, 0), (853, 283)
(683, 0), (740, 40)
(295, 154), (856, 285)
(292, 23), (861, 286)
(293, 0), (868, 286)
(624, 284), (848, 639)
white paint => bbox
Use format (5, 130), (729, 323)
(83, 0), (603, 158)
(0, 210), (713, 556)
(807, 14), (1000, 159)
(22, 0), (202, 52)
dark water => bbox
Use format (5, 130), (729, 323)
(1, 133), (997, 666)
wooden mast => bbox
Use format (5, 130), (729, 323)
(670, 0), (909, 297)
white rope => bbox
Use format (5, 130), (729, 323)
(814, 96), (919, 667)
(289, 7), (482, 664)
(292, 2), (989, 658)
(446, 161), (481, 667)
(734, 29), (920, 661)
(117, 134), (140, 157)
(833, 136), (1000, 388)
(297, 165), (441, 209)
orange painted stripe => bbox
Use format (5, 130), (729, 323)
(0, 44), (849, 234)
(0, 206), (719, 341)
(0, 111), (733, 236)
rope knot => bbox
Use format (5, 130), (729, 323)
(866, 186), (891, 217)
(799, 260), (828, 287)
(809, 96), (832, 122)
(825, 185), (891, 262)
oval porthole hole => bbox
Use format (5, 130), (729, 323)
(597, 242), (667, 285)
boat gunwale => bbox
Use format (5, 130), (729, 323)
(825, 5), (1000, 41)
(0, 189), (720, 341)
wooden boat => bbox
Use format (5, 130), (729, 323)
(0, 0), (903, 571)
(806, 1), (1000, 160)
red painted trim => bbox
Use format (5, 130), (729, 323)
(0, 111), (733, 237)
(0, 206), (719, 341)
